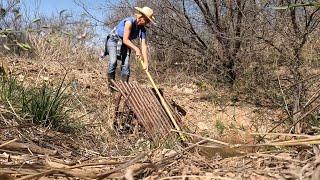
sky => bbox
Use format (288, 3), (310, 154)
(20, 0), (115, 44)
(21, 0), (107, 21)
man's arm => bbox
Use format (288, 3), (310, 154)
(141, 38), (148, 70)
(123, 21), (141, 57)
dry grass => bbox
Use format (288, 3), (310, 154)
(1, 27), (320, 180)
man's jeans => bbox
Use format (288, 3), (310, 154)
(107, 35), (131, 76)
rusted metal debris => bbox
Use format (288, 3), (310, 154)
(112, 80), (186, 143)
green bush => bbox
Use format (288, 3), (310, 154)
(21, 79), (71, 129)
(215, 120), (226, 134)
(0, 72), (76, 132)
(0, 74), (22, 102)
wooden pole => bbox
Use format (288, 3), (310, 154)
(138, 58), (187, 141)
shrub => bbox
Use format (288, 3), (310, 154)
(215, 120), (226, 135)
(0, 73), (22, 102)
(21, 78), (71, 129)
(0, 71), (75, 132)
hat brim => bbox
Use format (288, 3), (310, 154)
(134, 7), (156, 24)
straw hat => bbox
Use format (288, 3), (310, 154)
(134, 6), (155, 24)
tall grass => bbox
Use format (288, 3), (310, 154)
(0, 74), (22, 102)
(0, 71), (75, 132)
(21, 75), (71, 129)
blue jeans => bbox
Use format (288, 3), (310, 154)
(107, 35), (131, 76)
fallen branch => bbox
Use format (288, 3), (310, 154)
(0, 138), (18, 148)
(17, 169), (92, 180)
(0, 141), (57, 155)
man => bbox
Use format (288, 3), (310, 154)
(102, 6), (155, 91)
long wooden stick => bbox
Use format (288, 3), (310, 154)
(138, 58), (187, 141)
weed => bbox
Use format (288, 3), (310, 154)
(215, 120), (226, 134)
(0, 71), (78, 132)
(162, 135), (183, 150)
(0, 74), (22, 102)
(21, 75), (71, 130)
(200, 130), (210, 138)
(309, 114), (320, 127)
(58, 120), (84, 133)
(239, 124), (247, 131)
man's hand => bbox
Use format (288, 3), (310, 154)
(142, 61), (148, 71)
(135, 49), (142, 59)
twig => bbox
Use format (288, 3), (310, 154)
(267, 102), (320, 134)
(0, 141), (57, 155)
(0, 138), (18, 148)
(278, 75), (291, 117)
(0, 124), (33, 129)
(73, 0), (106, 25)
(285, 102), (320, 132)
(304, 87), (320, 108)
(96, 152), (147, 179)
(114, 139), (209, 179)
(69, 160), (126, 169)
(34, 61), (48, 87)
(158, 175), (234, 180)
(6, 98), (22, 122)
(251, 132), (313, 138)
(17, 170), (57, 180)
(175, 131), (320, 148)
(185, 143), (221, 148)
(286, 73), (320, 90)
(171, 129), (229, 146)
(312, 126), (320, 131)
(17, 169), (92, 180)
(155, 139), (208, 166)
(255, 153), (303, 163)
(0, 149), (25, 155)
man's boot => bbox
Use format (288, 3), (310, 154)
(107, 73), (116, 92)
(121, 74), (129, 83)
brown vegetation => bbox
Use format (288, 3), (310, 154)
(1, 0), (320, 179)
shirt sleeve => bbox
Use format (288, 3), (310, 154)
(124, 17), (133, 26)
(140, 26), (146, 39)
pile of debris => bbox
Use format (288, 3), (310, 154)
(1, 135), (320, 179)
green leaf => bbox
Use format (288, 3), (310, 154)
(17, 42), (32, 50)
(62, 31), (72, 36)
(3, 44), (10, 50)
(22, 43), (32, 50)
(15, 13), (22, 19)
(32, 18), (41, 23)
